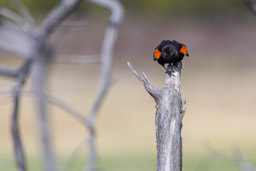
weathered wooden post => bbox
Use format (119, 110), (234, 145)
(128, 61), (186, 171)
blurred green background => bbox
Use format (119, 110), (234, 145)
(0, 0), (250, 15)
(0, 0), (256, 170)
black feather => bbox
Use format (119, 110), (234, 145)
(153, 40), (188, 67)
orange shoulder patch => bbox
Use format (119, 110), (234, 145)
(154, 49), (162, 60)
(179, 45), (189, 56)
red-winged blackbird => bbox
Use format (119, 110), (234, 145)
(153, 40), (189, 72)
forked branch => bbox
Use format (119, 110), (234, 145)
(127, 61), (162, 100)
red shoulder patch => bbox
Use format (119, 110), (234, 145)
(154, 49), (162, 60)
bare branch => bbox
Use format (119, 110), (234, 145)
(86, 127), (96, 171)
(142, 72), (153, 85)
(27, 1), (89, 170)
(11, 57), (32, 171)
(46, 95), (89, 126)
(0, 57), (33, 80)
(11, 84), (26, 171)
(46, 94), (96, 171)
(88, 0), (124, 25)
(0, 89), (91, 129)
(0, 7), (24, 25)
(9, 0), (35, 31)
(127, 61), (146, 85)
(32, 51), (57, 171)
(84, 0), (124, 170)
(0, 26), (35, 58)
(37, 0), (82, 39)
(127, 61), (162, 99)
(0, 67), (19, 78)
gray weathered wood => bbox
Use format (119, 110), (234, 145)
(128, 61), (186, 171)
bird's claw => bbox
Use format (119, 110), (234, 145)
(165, 70), (176, 77)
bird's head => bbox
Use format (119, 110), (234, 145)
(153, 48), (162, 61)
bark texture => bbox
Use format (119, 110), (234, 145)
(128, 61), (186, 171)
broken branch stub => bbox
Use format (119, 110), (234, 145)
(128, 61), (186, 171)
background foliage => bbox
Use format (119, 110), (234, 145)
(0, 0), (250, 15)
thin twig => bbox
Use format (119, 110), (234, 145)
(12, 85), (26, 171)
(9, 0), (35, 31)
(37, 0), (82, 39)
(0, 25), (35, 58)
(127, 61), (146, 86)
(0, 67), (19, 78)
(46, 95), (89, 126)
(0, 7), (24, 25)
(0, 57), (33, 79)
(88, 0), (124, 25)
(85, 0), (124, 170)
(0, 89), (91, 129)
(142, 72), (153, 85)
(64, 138), (87, 171)
(11, 58), (32, 171)
(127, 61), (162, 99)
(30, 0), (85, 170)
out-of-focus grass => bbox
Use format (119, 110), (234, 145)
(1, 152), (255, 171)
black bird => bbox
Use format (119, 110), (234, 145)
(153, 40), (189, 72)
